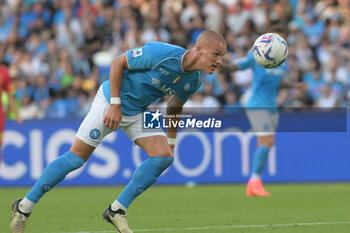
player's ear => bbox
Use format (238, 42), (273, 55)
(195, 45), (203, 55)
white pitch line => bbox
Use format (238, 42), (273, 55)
(55, 221), (350, 233)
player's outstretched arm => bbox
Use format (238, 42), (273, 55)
(220, 59), (240, 73)
(103, 54), (128, 130)
(166, 95), (185, 153)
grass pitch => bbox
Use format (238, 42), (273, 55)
(1, 183), (349, 233)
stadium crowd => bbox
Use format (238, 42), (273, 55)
(0, 0), (349, 119)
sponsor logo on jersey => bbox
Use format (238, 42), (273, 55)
(151, 77), (176, 95)
(158, 67), (170, 76)
(152, 77), (161, 86)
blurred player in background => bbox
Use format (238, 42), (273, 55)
(9, 30), (226, 233)
(223, 25), (304, 197)
(0, 65), (22, 165)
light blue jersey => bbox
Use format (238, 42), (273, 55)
(102, 42), (202, 115)
(237, 52), (288, 112)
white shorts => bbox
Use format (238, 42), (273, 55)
(246, 110), (279, 136)
(76, 86), (165, 147)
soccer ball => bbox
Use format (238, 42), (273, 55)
(252, 33), (288, 68)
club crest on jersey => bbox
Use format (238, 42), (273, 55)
(131, 48), (143, 57)
(173, 76), (181, 84)
(183, 83), (191, 90)
(89, 129), (101, 139)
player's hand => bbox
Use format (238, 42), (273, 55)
(103, 104), (122, 130)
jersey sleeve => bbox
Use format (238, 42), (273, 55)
(236, 52), (255, 70)
(176, 72), (202, 103)
(126, 43), (172, 71)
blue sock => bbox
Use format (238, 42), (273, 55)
(117, 157), (174, 208)
(26, 151), (84, 203)
(251, 145), (270, 177)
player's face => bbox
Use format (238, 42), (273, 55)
(199, 41), (227, 74)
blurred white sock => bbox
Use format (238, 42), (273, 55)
(111, 200), (127, 212)
(19, 197), (35, 213)
(251, 174), (261, 180)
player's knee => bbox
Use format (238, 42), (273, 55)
(151, 147), (173, 158)
(265, 140), (275, 148)
(259, 136), (275, 148)
(70, 142), (95, 162)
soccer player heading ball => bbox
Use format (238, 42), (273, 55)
(9, 30), (226, 233)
